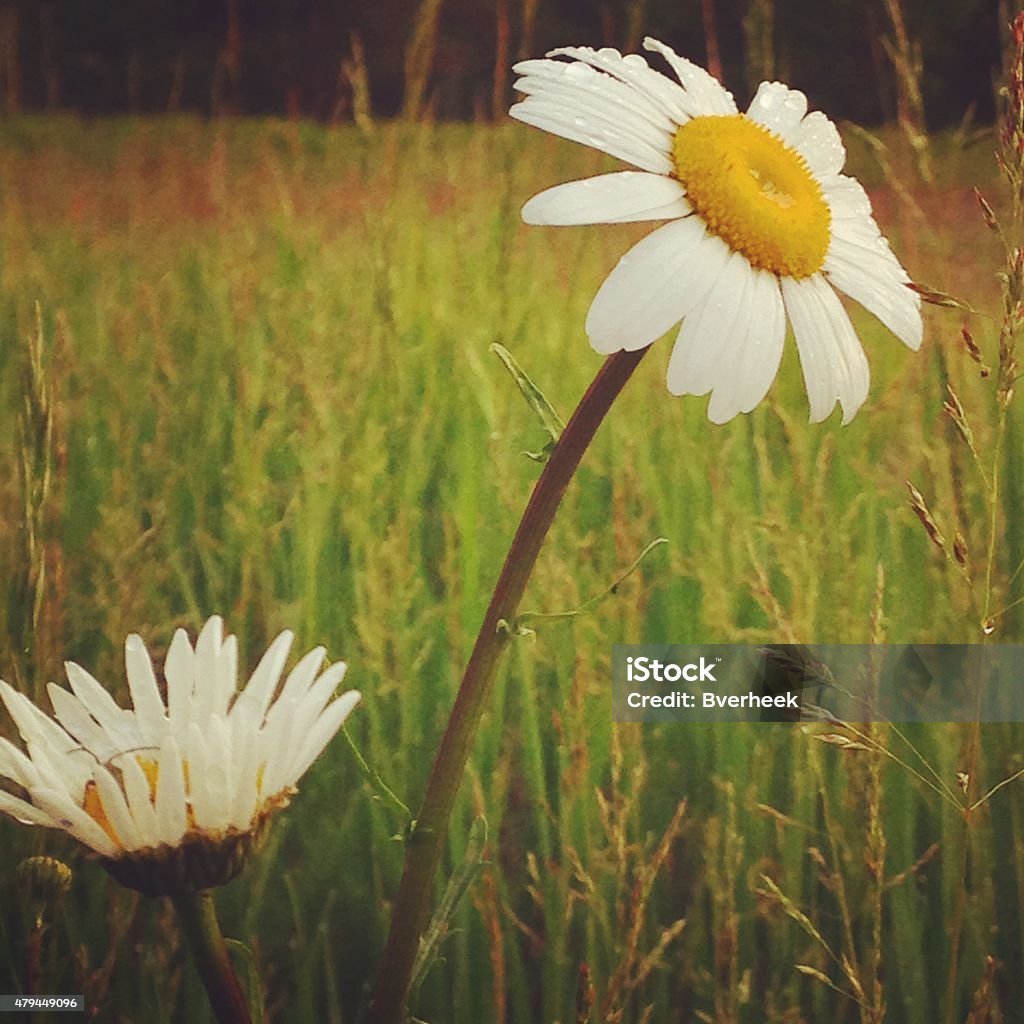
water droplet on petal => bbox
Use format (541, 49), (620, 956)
(784, 92), (806, 114)
(982, 617), (996, 635)
(622, 54), (648, 68)
(564, 62), (594, 81)
(598, 47), (621, 60)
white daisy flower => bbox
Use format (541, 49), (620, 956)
(0, 616), (360, 895)
(510, 38), (923, 424)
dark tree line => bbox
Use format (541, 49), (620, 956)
(0, 0), (1004, 126)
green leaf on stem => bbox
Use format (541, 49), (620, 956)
(507, 537), (669, 634)
(408, 816), (488, 1012)
(491, 343), (565, 461)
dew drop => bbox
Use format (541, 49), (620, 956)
(982, 617), (996, 636)
(598, 47), (621, 60)
(622, 54), (648, 68)
(564, 62), (594, 81)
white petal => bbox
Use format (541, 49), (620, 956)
(154, 737), (187, 845)
(825, 233), (922, 351)
(822, 173), (873, 221)
(545, 46), (695, 124)
(2, 681), (76, 759)
(229, 722), (259, 829)
(514, 54), (677, 137)
(193, 616), (224, 723)
(298, 662), (350, 725)
(204, 716), (233, 832)
(60, 665), (136, 752)
(5, 734), (64, 794)
(746, 81), (808, 141)
(291, 691), (361, 784)
(219, 634), (239, 710)
(184, 722), (215, 829)
(119, 755), (161, 848)
(510, 95), (672, 174)
(272, 647), (327, 708)
(0, 735), (40, 788)
(278, 663), (350, 779)
(125, 634), (167, 731)
(261, 698), (298, 797)
(523, 171), (689, 225)
(666, 252), (758, 400)
(0, 789), (59, 828)
(510, 53), (675, 173)
(197, 615), (224, 653)
(723, 271), (787, 417)
(782, 274), (870, 424)
(47, 684), (115, 760)
(642, 38), (736, 116)
(586, 217), (730, 354)
(707, 269), (787, 421)
(231, 629), (293, 726)
(165, 628), (196, 739)
(793, 111), (846, 177)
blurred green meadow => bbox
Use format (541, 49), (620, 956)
(0, 115), (1022, 1023)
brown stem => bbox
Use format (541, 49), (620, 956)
(368, 347), (648, 1023)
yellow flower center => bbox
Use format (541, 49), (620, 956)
(672, 114), (830, 279)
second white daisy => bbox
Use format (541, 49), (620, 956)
(0, 617), (360, 894)
(510, 37), (922, 424)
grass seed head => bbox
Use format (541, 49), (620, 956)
(943, 384), (980, 459)
(906, 481), (947, 552)
(960, 325), (991, 376)
(1001, 12), (1024, 212)
(974, 186), (999, 232)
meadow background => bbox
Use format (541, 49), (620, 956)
(1, 2), (1024, 1023)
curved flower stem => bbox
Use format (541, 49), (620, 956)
(172, 891), (252, 1024)
(368, 347), (648, 1024)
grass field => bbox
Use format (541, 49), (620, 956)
(0, 115), (1022, 1023)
